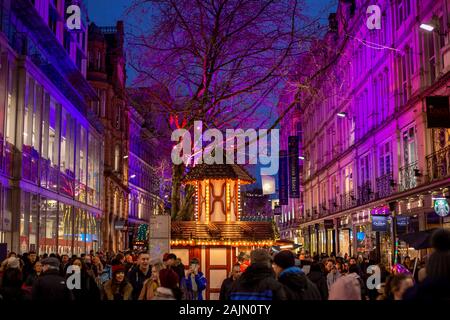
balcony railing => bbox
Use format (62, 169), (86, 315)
(312, 206), (319, 219)
(376, 173), (395, 199)
(426, 145), (450, 182)
(340, 190), (356, 211)
(328, 198), (339, 214)
(319, 203), (328, 217)
(357, 181), (374, 206)
(399, 161), (420, 192)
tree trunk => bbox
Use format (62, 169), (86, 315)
(171, 163), (184, 220)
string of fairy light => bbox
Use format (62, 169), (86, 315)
(171, 239), (274, 246)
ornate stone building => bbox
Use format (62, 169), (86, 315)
(88, 21), (129, 252)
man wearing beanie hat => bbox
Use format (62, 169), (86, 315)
(229, 249), (286, 300)
(404, 228), (450, 300)
(32, 257), (73, 301)
(272, 250), (321, 300)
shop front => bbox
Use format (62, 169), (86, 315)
(337, 215), (352, 257)
(19, 190), (102, 255)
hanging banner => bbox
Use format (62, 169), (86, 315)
(426, 96), (450, 128)
(279, 150), (288, 205)
(372, 216), (388, 232)
(288, 136), (300, 198)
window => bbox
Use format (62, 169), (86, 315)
(427, 33), (436, 82)
(97, 51), (101, 70)
(379, 142), (392, 176)
(101, 90), (106, 117)
(359, 154), (371, 184)
(114, 145), (120, 172)
(402, 127), (416, 165)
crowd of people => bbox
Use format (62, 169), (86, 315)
(0, 228), (449, 301)
(219, 228), (450, 301)
(0, 250), (206, 301)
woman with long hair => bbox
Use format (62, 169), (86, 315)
(139, 261), (164, 300)
(102, 264), (133, 300)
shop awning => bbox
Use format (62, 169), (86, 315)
(398, 228), (439, 250)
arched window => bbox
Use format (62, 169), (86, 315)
(114, 145), (120, 172)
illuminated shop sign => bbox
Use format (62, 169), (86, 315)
(372, 216), (388, 232)
(433, 198), (449, 217)
(371, 205), (390, 216)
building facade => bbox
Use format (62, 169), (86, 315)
(289, 0), (450, 265)
(241, 188), (273, 222)
(87, 21), (129, 252)
(0, 0), (104, 255)
(277, 85), (303, 242)
(127, 102), (164, 250)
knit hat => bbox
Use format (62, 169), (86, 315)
(273, 250), (295, 269)
(250, 249), (272, 265)
(41, 257), (60, 268)
(159, 268), (179, 289)
(4, 257), (20, 269)
(111, 264), (126, 275)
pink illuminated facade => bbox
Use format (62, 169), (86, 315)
(280, 0), (450, 264)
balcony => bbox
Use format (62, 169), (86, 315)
(340, 190), (356, 211)
(399, 161), (420, 192)
(312, 206), (319, 219)
(376, 173), (395, 199)
(319, 203), (328, 217)
(328, 198), (339, 214)
(357, 181), (374, 206)
(426, 145), (450, 182)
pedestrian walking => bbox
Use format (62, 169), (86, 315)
(326, 260), (342, 290)
(183, 258), (207, 300)
(219, 264), (241, 300)
(103, 264), (133, 300)
(378, 274), (414, 300)
(404, 228), (450, 300)
(68, 258), (101, 301)
(32, 257), (73, 301)
(127, 251), (151, 300)
(272, 250), (321, 300)
(307, 262), (328, 300)
(152, 268), (182, 300)
(328, 264), (364, 300)
(139, 261), (164, 300)
(0, 257), (26, 301)
(229, 249), (286, 300)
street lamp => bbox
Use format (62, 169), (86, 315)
(298, 155), (305, 160)
(420, 23), (434, 32)
(130, 174), (136, 179)
(337, 111), (347, 118)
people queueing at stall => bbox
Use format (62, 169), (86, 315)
(0, 228), (449, 301)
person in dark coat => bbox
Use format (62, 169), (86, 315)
(219, 264), (241, 300)
(307, 262), (328, 300)
(0, 258), (26, 301)
(273, 250), (321, 300)
(32, 257), (73, 301)
(127, 251), (151, 300)
(68, 258), (101, 301)
(404, 228), (450, 300)
(229, 249), (287, 300)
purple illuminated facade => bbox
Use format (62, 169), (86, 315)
(0, 0), (104, 254)
(280, 0), (450, 264)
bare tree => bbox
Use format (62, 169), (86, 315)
(125, 0), (350, 220)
